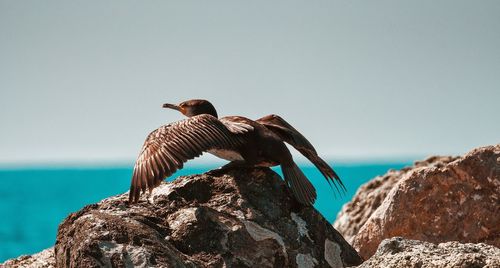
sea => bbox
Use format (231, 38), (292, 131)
(0, 161), (410, 262)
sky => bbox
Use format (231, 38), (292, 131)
(1, 1), (499, 165)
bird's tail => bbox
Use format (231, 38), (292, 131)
(281, 163), (317, 205)
(308, 153), (346, 194)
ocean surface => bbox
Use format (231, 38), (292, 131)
(0, 162), (409, 262)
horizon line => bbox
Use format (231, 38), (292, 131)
(0, 155), (424, 170)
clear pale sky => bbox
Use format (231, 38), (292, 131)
(1, 1), (499, 165)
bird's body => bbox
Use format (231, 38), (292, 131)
(129, 100), (344, 205)
(217, 115), (290, 167)
(207, 148), (244, 162)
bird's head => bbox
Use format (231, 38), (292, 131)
(162, 99), (218, 118)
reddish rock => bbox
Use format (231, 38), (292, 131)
(54, 167), (363, 267)
(334, 145), (500, 260)
(333, 155), (457, 244)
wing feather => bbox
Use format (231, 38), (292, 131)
(219, 117), (254, 134)
(256, 114), (346, 194)
(129, 114), (240, 203)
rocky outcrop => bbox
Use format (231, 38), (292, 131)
(358, 237), (500, 268)
(1, 248), (55, 268)
(54, 167), (363, 267)
(333, 156), (458, 245)
(334, 145), (500, 260)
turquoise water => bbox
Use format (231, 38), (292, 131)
(0, 162), (408, 262)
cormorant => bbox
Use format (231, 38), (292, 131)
(129, 99), (344, 205)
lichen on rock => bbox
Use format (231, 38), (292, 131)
(1, 248), (55, 268)
(358, 237), (500, 268)
(53, 167), (362, 267)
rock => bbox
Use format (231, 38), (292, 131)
(1, 247), (56, 268)
(333, 155), (458, 245)
(358, 237), (500, 268)
(334, 144), (500, 260)
(54, 167), (363, 267)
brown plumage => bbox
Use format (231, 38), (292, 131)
(256, 114), (345, 193)
(129, 99), (345, 205)
(129, 114), (242, 203)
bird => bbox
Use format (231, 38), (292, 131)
(129, 99), (345, 205)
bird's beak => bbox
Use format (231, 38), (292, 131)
(162, 103), (181, 111)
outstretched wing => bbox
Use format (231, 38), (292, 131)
(129, 114), (241, 203)
(219, 117), (254, 134)
(256, 114), (346, 193)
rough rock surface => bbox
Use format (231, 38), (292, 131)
(54, 167), (363, 267)
(358, 237), (500, 268)
(334, 145), (500, 260)
(333, 155), (458, 244)
(1, 247), (55, 268)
